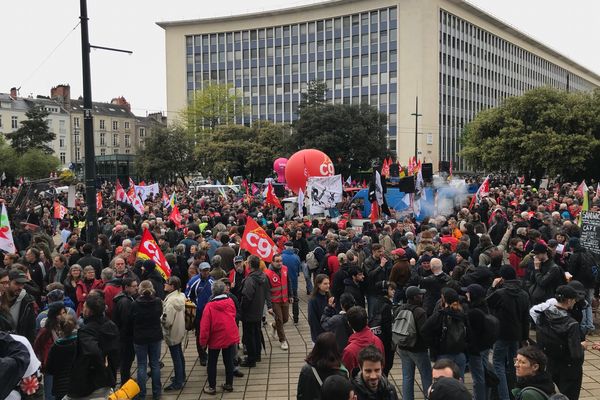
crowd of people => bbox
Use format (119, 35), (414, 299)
(0, 177), (599, 400)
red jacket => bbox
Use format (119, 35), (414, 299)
(103, 283), (122, 319)
(342, 327), (385, 374)
(199, 295), (240, 349)
(75, 279), (104, 316)
(265, 266), (289, 303)
(33, 327), (54, 370)
(440, 235), (459, 252)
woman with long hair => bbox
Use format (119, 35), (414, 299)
(63, 264), (82, 306)
(33, 303), (66, 400)
(131, 280), (164, 400)
(297, 332), (348, 400)
(75, 266), (103, 316)
(93, 234), (111, 267)
(307, 274), (330, 343)
(46, 314), (78, 400)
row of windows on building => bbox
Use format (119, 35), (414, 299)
(72, 147), (132, 162)
(438, 9), (596, 170)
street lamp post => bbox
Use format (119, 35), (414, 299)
(410, 96), (423, 161)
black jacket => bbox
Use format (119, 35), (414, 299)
(344, 278), (365, 308)
(240, 270), (270, 323)
(529, 259), (566, 305)
(422, 307), (469, 357)
(465, 299), (491, 354)
(45, 266), (69, 287)
(112, 292), (134, 342)
(568, 248), (596, 289)
(307, 292), (328, 343)
(365, 261), (393, 296)
(460, 265), (494, 290)
(396, 303), (429, 353)
(0, 332), (30, 400)
(537, 305), (584, 363)
(421, 272), (451, 316)
(331, 265), (350, 301)
(297, 363), (348, 400)
(141, 266), (166, 299)
(68, 315), (120, 397)
(352, 372), (399, 400)
(130, 295), (163, 345)
(46, 334), (77, 398)
(371, 296), (393, 350)
(486, 280), (530, 342)
(321, 306), (352, 351)
(10, 289), (37, 343)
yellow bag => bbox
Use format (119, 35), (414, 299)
(108, 379), (140, 400)
(184, 299), (197, 331)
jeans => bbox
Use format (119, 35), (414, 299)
(367, 295), (379, 319)
(44, 373), (54, 400)
(134, 340), (162, 399)
(207, 345), (236, 389)
(63, 387), (112, 400)
(168, 343), (186, 388)
(119, 340), (135, 384)
(242, 321), (262, 363)
(437, 353), (466, 380)
(582, 289), (595, 334)
(302, 262), (314, 293)
(469, 350), (490, 400)
(290, 287), (300, 323)
(398, 349), (432, 400)
(493, 340), (518, 400)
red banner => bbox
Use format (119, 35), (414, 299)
(137, 228), (171, 280)
(169, 205), (183, 228)
(96, 192), (103, 211)
(53, 201), (67, 219)
(240, 217), (278, 262)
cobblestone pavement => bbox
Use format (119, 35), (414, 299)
(140, 277), (600, 399)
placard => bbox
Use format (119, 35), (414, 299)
(580, 211), (600, 257)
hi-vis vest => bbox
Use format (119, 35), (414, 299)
(265, 266), (289, 303)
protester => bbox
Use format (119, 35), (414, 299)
(321, 374), (356, 400)
(75, 265), (103, 316)
(321, 292), (355, 351)
(352, 345), (398, 400)
(112, 277), (138, 384)
(46, 314), (78, 400)
(131, 279), (164, 400)
(265, 253), (292, 351)
(307, 273), (330, 343)
(512, 346), (556, 399)
(240, 255), (269, 368)
(282, 241), (302, 324)
(162, 276), (186, 391)
(5, 269), (37, 342)
(199, 280), (239, 394)
(342, 306), (385, 377)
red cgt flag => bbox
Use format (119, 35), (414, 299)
(137, 228), (171, 279)
(169, 205), (183, 228)
(265, 182), (283, 209)
(53, 201), (67, 219)
(240, 217), (278, 262)
(96, 192), (103, 211)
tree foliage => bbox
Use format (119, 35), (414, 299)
(196, 121), (291, 181)
(461, 87), (600, 179)
(179, 83), (244, 132)
(6, 104), (56, 154)
(18, 149), (60, 179)
(292, 103), (388, 176)
(136, 126), (196, 182)
(297, 80), (328, 113)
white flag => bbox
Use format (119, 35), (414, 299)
(0, 204), (16, 253)
(307, 175), (343, 214)
(297, 189), (305, 218)
(346, 175), (352, 185)
(0, 172), (5, 181)
(134, 183), (159, 202)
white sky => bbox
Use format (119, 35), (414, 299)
(2, 0), (599, 116)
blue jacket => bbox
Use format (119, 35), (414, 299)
(193, 276), (214, 318)
(282, 248), (301, 290)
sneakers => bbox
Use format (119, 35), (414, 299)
(280, 341), (289, 351)
(271, 323), (277, 340)
(240, 358), (256, 368)
(222, 383), (234, 392)
(164, 384), (183, 391)
(203, 387), (216, 395)
(233, 368), (244, 378)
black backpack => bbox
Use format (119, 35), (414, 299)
(536, 309), (577, 359)
(480, 313), (500, 349)
(440, 313), (467, 354)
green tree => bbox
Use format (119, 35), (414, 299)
(180, 83), (244, 132)
(6, 104), (56, 154)
(17, 149), (60, 179)
(292, 103), (388, 176)
(460, 87), (600, 180)
(195, 121), (291, 181)
(0, 136), (19, 181)
(297, 80), (328, 113)
(136, 126), (196, 182)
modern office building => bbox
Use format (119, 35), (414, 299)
(158, 0), (600, 170)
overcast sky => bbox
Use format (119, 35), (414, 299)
(2, 0), (599, 116)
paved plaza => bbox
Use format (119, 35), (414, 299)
(146, 277), (600, 400)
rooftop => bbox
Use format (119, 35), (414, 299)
(69, 99), (136, 118)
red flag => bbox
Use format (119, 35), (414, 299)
(169, 205), (183, 228)
(251, 183), (259, 196)
(449, 159), (453, 176)
(265, 182), (283, 209)
(128, 177), (135, 189)
(162, 190), (170, 208)
(469, 176), (490, 210)
(115, 180), (128, 203)
(369, 200), (380, 223)
(96, 192), (103, 211)
(362, 179), (367, 188)
(139, 181), (146, 186)
(240, 217), (278, 262)
(381, 158), (390, 178)
(137, 228), (171, 279)
(53, 201), (67, 219)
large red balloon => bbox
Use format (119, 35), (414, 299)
(285, 149), (335, 194)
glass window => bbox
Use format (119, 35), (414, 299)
(335, 78), (342, 89)
(389, 28), (397, 42)
(361, 14), (369, 26)
(343, 57), (350, 68)
(371, 12), (378, 24)
(380, 10), (388, 23)
(343, 77), (350, 88)
(308, 22), (316, 34)
(381, 51), (388, 62)
(300, 24), (307, 35)
(352, 76), (360, 87)
(380, 31), (388, 44)
(362, 75), (369, 86)
(250, 31), (257, 41)
(371, 75), (378, 85)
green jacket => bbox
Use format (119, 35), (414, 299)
(511, 386), (549, 400)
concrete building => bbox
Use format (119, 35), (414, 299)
(0, 88), (71, 167)
(158, 0), (600, 170)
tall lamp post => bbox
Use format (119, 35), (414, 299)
(79, 0), (131, 244)
(410, 96), (423, 161)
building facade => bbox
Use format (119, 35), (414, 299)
(159, 0), (600, 170)
(0, 88), (71, 167)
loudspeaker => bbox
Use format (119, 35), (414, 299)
(439, 161), (450, 173)
(398, 176), (416, 193)
(422, 163), (433, 183)
(272, 183), (285, 198)
(389, 163), (399, 177)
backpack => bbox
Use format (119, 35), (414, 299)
(184, 299), (196, 331)
(306, 250), (320, 271)
(391, 306), (418, 347)
(515, 386), (550, 400)
(480, 313), (500, 349)
(580, 251), (599, 283)
(440, 313), (467, 354)
(535, 310), (577, 359)
(318, 254), (331, 277)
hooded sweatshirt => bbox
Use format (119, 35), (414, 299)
(199, 294), (239, 349)
(536, 304), (584, 363)
(161, 290), (186, 346)
(342, 327), (385, 374)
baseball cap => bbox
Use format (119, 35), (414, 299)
(199, 262), (211, 270)
(567, 280), (586, 299)
(547, 239), (559, 248)
(555, 285), (578, 300)
(405, 286), (426, 298)
(47, 289), (65, 302)
(460, 284), (485, 301)
(234, 256), (244, 263)
(8, 269), (28, 283)
(533, 243), (548, 254)
(391, 248), (406, 257)
(317, 235), (326, 242)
